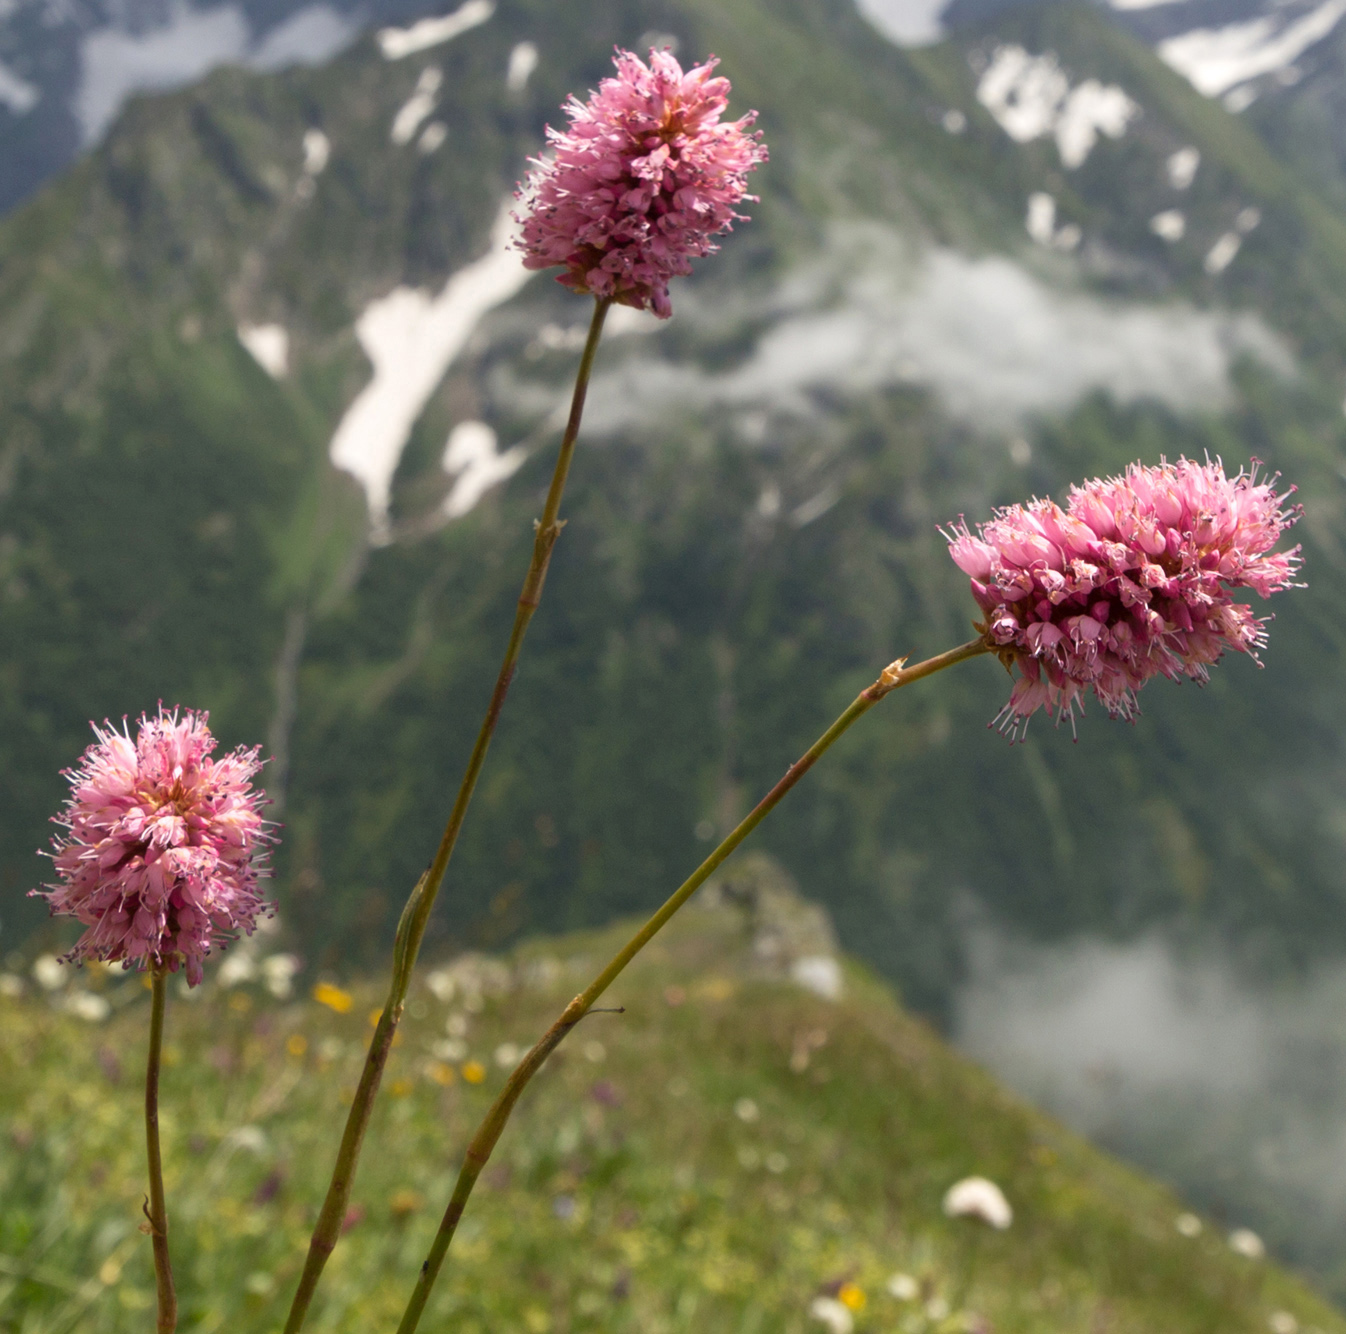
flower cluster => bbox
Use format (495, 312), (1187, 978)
(945, 458), (1302, 737)
(36, 708), (271, 984)
(515, 47), (767, 318)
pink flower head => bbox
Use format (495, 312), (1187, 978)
(515, 47), (768, 318)
(34, 707), (272, 985)
(944, 458), (1302, 740)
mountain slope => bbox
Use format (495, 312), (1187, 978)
(5, 0), (1346, 1285)
(4, 0), (1346, 1004)
(3, 885), (1343, 1333)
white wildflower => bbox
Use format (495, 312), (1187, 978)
(32, 954), (65, 991)
(64, 991), (110, 1022)
(887, 1273), (919, 1300)
(808, 1295), (854, 1334)
(262, 953), (300, 999)
(943, 1176), (1013, 1229)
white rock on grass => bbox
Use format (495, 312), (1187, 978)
(943, 1175), (1013, 1228)
(32, 954), (65, 991)
(791, 955), (843, 1000)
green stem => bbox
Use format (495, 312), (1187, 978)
(281, 295), (611, 1334)
(145, 967), (176, 1334)
(394, 636), (992, 1334)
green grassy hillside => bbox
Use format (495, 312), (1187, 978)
(2, 876), (1340, 1333)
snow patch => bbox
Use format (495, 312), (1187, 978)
(1025, 192), (1080, 250)
(791, 486), (841, 528)
(441, 421), (526, 518)
(77, 5), (248, 143)
(976, 47), (1138, 168)
(0, 59), (38, 114)
(248, 5), (356, 71)
(418, 122), (448, 154)
(1158, 0), (1346, 97)
(76, 3), (355, 145)
(377, 0), (493, 60)
(391, 66), (441, 145)
(302, 128), (330, 175)
(328, 203), (532, 543)
(1025, 192), (1056, 245)
(1166, 146), (1200, 190)
(1150, 209), (1186, 242)
(854, 0), (948, 47)
(238, 323), (289, 378)
(1204, 232), (1242, 274)
(506, 41), (538, 92)
(977, 45), (1067, 142)
(1054, 80), (1139, 169)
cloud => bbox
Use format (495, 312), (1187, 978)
(574, 223), (1292, 437)
(77, 3), (359, 145)
(854, 0), (949, 47)
(0, 58), (38, 114)
(248, 5), (359, 72)
(77, 5), (249, 143)
(956, 928), (1346, 1268)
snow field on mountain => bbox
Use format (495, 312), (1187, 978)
(327, 203), (532, 541)
(1157, 0), (1346, 98)
(976, 45), (1140, 169)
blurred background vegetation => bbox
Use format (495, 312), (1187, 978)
(3, 0), (1346, 1320)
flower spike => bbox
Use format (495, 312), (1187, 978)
(945, 457), (1302, 739)
(34, 706), (272, 984)
(515, 47), (768, 318)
